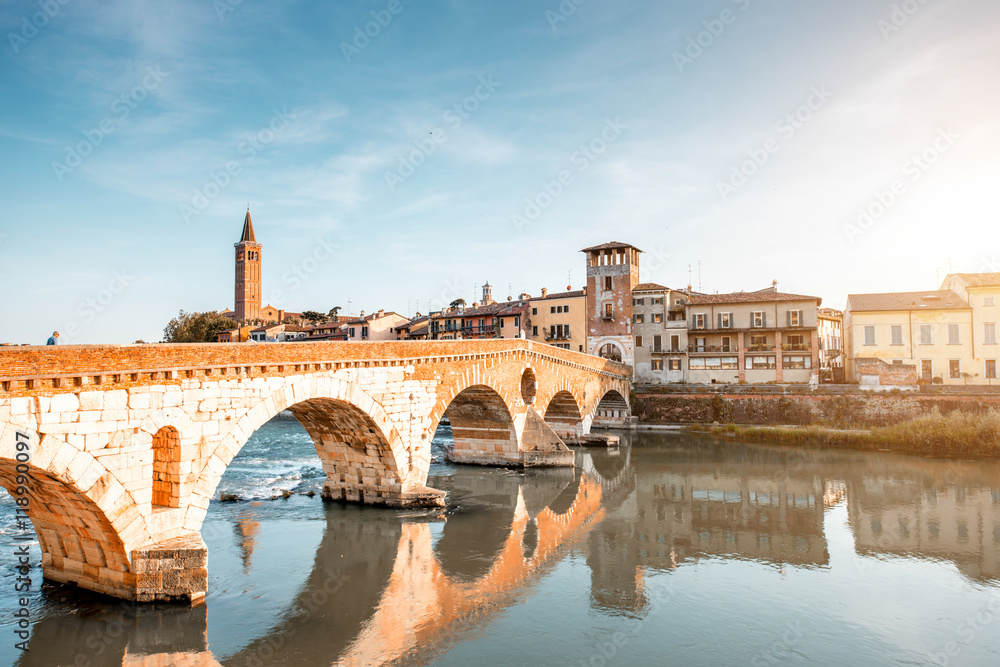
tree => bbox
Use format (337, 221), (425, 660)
(328, 306), (342, 320)
(450, 298), (466, 309)
(301, 310), (325, 324)
(163, 310), (237, 343)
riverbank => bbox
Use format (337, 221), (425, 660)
(685, 408), (1000, 458)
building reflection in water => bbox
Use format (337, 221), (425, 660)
(14, 435), (1000, 666)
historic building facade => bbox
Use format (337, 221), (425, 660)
(584, 242), (641, 365)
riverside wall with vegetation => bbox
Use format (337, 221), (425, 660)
(633, 385), (1000, 428)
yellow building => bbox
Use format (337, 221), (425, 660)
(940, 273), (1000, 384)
(527, 287), (587, 352)
(844, 291), (974, 384)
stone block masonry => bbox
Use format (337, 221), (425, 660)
(0, 339), (631, 602)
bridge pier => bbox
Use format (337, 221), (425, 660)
(133, 534), (208, 603)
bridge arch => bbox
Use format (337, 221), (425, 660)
(591, 389), (631, 428)
(440, 384), (519, 467)
(189, 375), (440, 525)
(543, 389), (585, 440)
(0, 423), (149, 599)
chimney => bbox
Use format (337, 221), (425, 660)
(541, 288), (548, 299)
(278, 309), (285, 322)
(377, 309), (384, 318)
(359, 310), (365, 319)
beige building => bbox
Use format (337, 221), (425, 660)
(686, 286), (821, 384)
(844, 291), (974, 384)
(528, 287), (587, 352)
(631, 283), (689, 384)
(817, 308), (844, 381)
(940, 273), (1000, 384)
(345, 310), (409, 341)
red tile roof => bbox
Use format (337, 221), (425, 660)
(633, 283), (670, 293)
(688, 290), (821, 305)
(531, 289), (586, 301)
(948, 273), (1000, 287)
(581, 241), (643, 253)
(847, 291), (970, 312)
(238, 210), (257, 244)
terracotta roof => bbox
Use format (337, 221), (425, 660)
(580, 241), (643, 253)
(688, 290), (821, 305)
(531, 289), (586, 301)
(632, 283), (670, 293)
(347, 311), (402, 325)
(238, 210), (257, 244)
(847, 290), (970, 312)
(947, 273), (1000, 287)
(396, 315), (430, 331)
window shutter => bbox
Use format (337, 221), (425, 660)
(718, 313), (722, 329)
(786, 311), (791, 327)
(762, 312), (767, 327)
(728, 312), (734, 328)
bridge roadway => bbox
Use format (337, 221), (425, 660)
(0, 339), (631, 603)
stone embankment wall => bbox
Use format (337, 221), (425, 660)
(634, 386), (1000, 427)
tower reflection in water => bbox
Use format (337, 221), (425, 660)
(13, 434), (1000, 666)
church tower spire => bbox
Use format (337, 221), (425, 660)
(235, 208), (262, 323)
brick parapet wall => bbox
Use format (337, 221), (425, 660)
(0, 340), (630, 397)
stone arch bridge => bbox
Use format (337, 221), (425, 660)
(0, 340), (630, 603)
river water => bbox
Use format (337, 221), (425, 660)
(2, 419), (1000, 666)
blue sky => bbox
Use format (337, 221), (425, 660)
(1, 0), (998, 344)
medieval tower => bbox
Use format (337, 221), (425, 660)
(234, 209), (262, 322)
(584, 242), (642, 365)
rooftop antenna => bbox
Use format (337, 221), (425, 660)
(698, 260), (702, 293)
(688, 263), (692, 288)
(568, 269), (572, 288)
(347, 298), (351, 316)
(508, 282), (512, 300)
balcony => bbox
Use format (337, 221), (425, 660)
(651, 347), (685, 355)
(688, 345), (737, 354)
(781, 343), (811, 351)
(601, 313), (614, 321)
(747, 345), (775, 352)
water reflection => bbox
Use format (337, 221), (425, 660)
(10, 433), (1000, 666)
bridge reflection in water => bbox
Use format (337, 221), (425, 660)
(13, 435), (1000, 666)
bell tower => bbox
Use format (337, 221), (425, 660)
(235, 209), (262, 323)
(583, 241), (642, 365)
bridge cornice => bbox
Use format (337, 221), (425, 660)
(0, 340), (631, 397)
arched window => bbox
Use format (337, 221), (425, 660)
(598, 343), (622, 362)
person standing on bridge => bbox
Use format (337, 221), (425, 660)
(46, 331), (59, 345)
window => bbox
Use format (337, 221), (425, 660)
(919, 324), (933, 345)
(361, 326), (368, 338)
(783, 355), (811, 369)
(550, 306), (556, 314)
(987, 360), (997, 379)
(985, 323), (997, 345)
(514, 316), (520, 328)
(603, 302), (614, 318)
(532, 307), (537, 315)
(719, 312), (733, 329)
(751, 311), (766, 328)
(670, 335), (680, 351)
(751, 335), (767, 349)
(604, 276), (613, 291)
(651, 359), (663, 371)
(750, 356), (776, 369)
(634, 298), (645, 306)
(500, 318), (505, 328)
(565, 305), (570, 313)
(890, 325), (903, 346)
(668, 359), (681, 371)
(634, 314), (644, 324)
(787, 310), (802, 327)
(986, 297), (995, 306)
(948, 324), (960, 345)
(721, 336), (732, 352)
(349, 327), (356, 337)
(652, 313), (662, 323)
(950, 360), (961, 378)
(636, 335), (643, 348)
(864, 326), (876, 346)
(532, 326), (538, 336)
(652, 298), (663, 305)
(694, 313), (706, 329)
